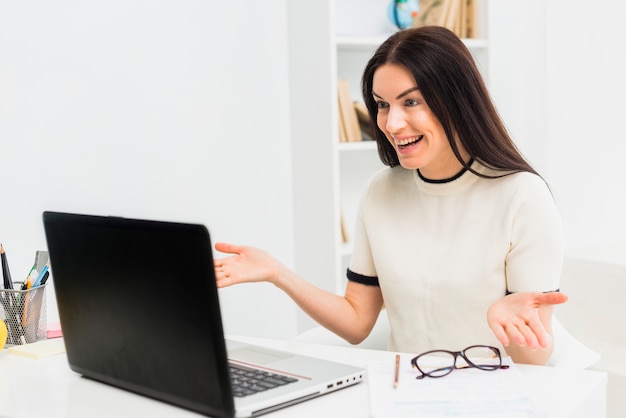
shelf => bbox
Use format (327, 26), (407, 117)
(336, 34), (488, 51)
(338, 141), (377, 152)
(336, 34), (392, 50)
(461, 38), (489, 50)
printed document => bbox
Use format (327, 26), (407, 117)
(367, 355), (547, 418)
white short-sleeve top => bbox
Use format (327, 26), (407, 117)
(347, 160), (564, 353)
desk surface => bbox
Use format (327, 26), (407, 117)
(0, 336), (607, 418)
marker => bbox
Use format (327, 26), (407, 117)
(39, 270), (50, 286)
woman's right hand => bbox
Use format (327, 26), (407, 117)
(213, 242), (285, 288)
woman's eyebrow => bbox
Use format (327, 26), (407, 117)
(372, 87), (420, 100)
(395, 86), (420, 99)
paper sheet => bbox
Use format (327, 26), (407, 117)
(8, 338), (66, 359)
(368, 355), (547, 418)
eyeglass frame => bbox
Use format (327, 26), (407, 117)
(410, 344), (509, 380)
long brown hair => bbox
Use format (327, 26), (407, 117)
(361, 26), (538, 177)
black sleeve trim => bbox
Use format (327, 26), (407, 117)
(347, 269), (380, 287)
(506, 288), (561, 295)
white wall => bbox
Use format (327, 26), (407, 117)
(489, 0), (626, 252)
(484, 3), (626, 415)
(545, 0), (626, 250)
(0, 0), (300, 338)
(488, 1), (548, 173)
(287, 1), (341, 333)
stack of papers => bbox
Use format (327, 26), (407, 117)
(368, 355), (547, 418)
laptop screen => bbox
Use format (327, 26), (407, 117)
(43, 211), (235, 418)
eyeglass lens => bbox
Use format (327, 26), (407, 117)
(415, 345), (501, 377)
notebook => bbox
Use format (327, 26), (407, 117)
(42, 211), (365, 418)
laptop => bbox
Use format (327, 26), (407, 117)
(42, 211), (365, 418)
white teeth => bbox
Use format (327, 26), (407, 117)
(395, 135), (423, 146)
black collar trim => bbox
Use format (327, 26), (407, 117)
(417, 159), (474, 184)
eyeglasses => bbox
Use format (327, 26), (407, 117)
(410, 345), (509, 379)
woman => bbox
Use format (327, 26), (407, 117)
(214, 26), (567, 365)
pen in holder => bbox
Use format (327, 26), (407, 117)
(0, 284), (48, 346)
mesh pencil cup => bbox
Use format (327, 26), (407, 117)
(0, 284), (47, 346)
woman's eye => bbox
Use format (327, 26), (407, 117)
(376, 101), (389, 109)
(405, 98), (419, 106)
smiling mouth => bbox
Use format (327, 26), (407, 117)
(396, 135), (423, 149)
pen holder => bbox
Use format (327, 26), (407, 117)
(0, 284), (47, 346)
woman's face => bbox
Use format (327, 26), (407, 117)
(372, 63), (466, 179)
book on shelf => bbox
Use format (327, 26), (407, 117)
(337, 79), (362, 142)
(414, 0), (476, 39)
(340, 210), (349, 243)
(338, 101), (349, 143)
(465, 0), (477, 39)
(353, 101), (376, 141)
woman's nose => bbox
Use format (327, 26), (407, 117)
(385, 106), (407, 133)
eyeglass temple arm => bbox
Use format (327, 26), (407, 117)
(455, 364), (510, 370)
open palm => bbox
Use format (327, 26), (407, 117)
(487, 291), (568, 350)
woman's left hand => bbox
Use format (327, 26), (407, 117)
(487, 291), (568, 350)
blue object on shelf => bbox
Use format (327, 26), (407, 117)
(388, 0), (419, 30)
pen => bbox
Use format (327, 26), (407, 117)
(22, 268), (39, 327)
(25, 269), (35, 290)
(394, 354), (400, 389)
(1, 244), (19, 333)
(1, 244), (14, 290)
(21, 266), (38, 328)
(32, 264), (49, 288)
(22, 266), (35, 290)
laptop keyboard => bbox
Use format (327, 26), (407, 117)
(229, 363), (299, 398)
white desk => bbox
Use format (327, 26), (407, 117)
(0, 336), (607, 418)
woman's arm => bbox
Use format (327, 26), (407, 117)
(214, 242), (385, 344)
(491, 173), (568, 365)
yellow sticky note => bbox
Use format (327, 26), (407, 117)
(8, 338), (65, 359)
